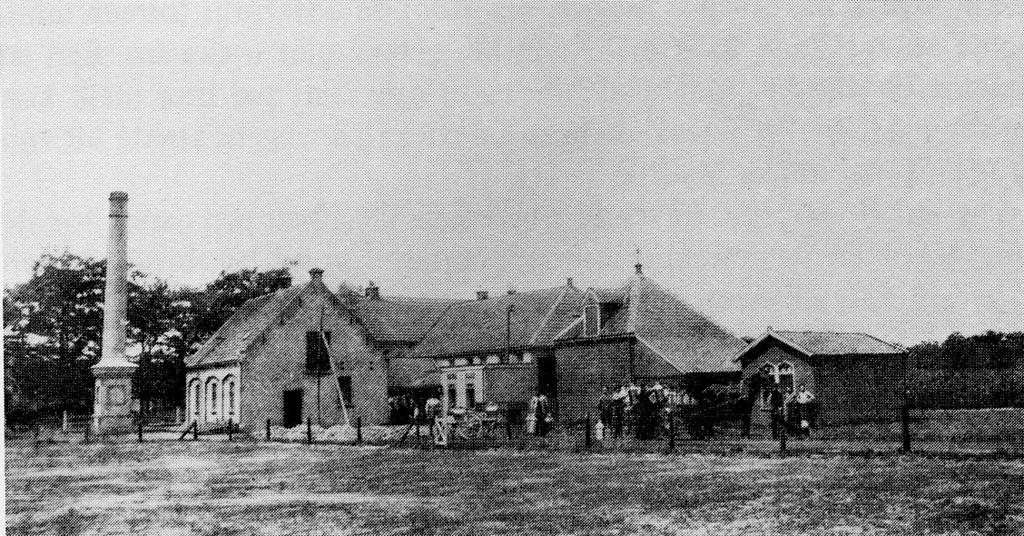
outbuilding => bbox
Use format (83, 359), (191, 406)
(735, 329), (907, 425)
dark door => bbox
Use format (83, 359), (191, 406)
(536, 352), (558, 412)
(282, 389), (303, 428)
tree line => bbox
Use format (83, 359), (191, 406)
(4, 252), (293, 422)
(4, 252), (1023, 422)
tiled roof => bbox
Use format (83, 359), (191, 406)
(559, 276), (746, 374)
(185, 285), (306, 368)
(764, 330), (904, 356)
(354, 296), (463, 342)
(412, 285), (584, 358)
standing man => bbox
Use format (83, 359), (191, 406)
(611, 385), (627, 438)
(795, 384), (816, 437)
(597, 387), (614, 430)
(534, 393), (551, 437)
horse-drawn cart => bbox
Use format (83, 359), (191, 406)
(432, 403), (502, 444)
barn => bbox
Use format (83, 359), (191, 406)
(734, 329), (907, 425)
(183, 269), (460, 429)
(553, 265), (749, 422)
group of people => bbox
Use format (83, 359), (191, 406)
(388, 394), (420, 425)
(596, 382), (720, 441)
(743, 366), (817, 439)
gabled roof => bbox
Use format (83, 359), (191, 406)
(411, 284), (584, 358)
(558, 275), (747, 374)
(185, 284), (306, 368)
(353, 296), (464, 343)
(735, 330), (905, 361)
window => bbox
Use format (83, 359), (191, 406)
(223, 376), (237, 416)
(584, 304), (600, 336)
(776, 362), (794, 391)
(306, 331), (331, 374)
(210, 385), (218, 415)
(444, 383), (456, 409)
(337, 376), (352, 406)
(191, 381), (200, 416)
(522, 352), (533, 363)
(465, 373), (477, 407)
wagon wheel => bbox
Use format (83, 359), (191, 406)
(457, 412), (484, 440)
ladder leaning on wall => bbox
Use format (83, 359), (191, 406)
(320, 330), (352, 428)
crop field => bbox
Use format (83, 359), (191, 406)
(6, 440), (1024, 535)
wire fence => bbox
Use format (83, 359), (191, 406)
(7, 404), (1024, 458)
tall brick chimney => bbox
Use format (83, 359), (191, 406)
(92, 191), (138, 432)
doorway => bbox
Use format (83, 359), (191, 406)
(536, 352), (558, 415)
(282, 389), (303, 428)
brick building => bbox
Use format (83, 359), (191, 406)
(553, 264), (748, 422)
(184, 269), (459, 429)
(734, 329), (907, 425)
(411, 281), (583, 422)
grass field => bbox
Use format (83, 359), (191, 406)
(6, 440), (1024, 535)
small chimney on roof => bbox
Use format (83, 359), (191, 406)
(635, 263), (643, 275)
(476, 290), (489, 301)
(566, 277), (574, 287)
(365, 281), (380, 300)
(309, 267), (324, 282)
(507, 287), (517, 295)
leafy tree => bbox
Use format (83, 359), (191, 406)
(4, 253), (106, 415)
(4, 253), (294, 418)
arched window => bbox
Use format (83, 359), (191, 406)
(222, 375), (237, 417)
(205, 378), (219, 420)
(189, 380), (200, 416)
(775, 362), (794, 391)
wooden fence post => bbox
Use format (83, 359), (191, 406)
(62, 411), (69, 433)
(778, 409), (787, 454)
(356, 416), (363, 445)
(83, 420), (91, 443)
(667, 413), (676, 453)
(306, 416), (313, 444)
(505, 414), (512, 442)
(193, 421), (199, 441)
(266, 419), (271, 441)
(138, 419), (144, 443)
(228, 419), (233, 442)
(901, 400), (911, 454)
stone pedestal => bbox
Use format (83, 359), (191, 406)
(92, 366), (137, 433)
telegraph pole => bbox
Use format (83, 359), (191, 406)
(506, 303), (515, 362)
(317, 304), (325, 425)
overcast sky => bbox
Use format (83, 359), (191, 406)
(3, 1), (1022, 344)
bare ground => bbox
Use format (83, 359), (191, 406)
(6, 440), (1024, 535)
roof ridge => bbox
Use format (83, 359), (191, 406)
(529, 284), (575, 346)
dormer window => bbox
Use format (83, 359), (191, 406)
(584, 304), (600, 337)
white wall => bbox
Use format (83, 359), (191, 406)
(185, 364), (241, 425)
